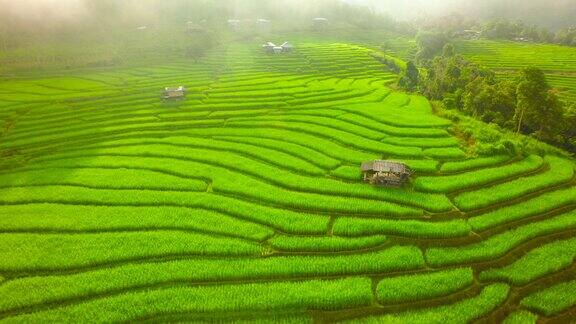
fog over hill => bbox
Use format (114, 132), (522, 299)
(346, 0), (576, 29)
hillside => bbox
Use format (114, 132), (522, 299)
(0, 36), (575, 322)
(455, 39), (576, 104)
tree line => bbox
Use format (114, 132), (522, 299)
(397, 33), (575, 153)
(416, 15), (576, 47)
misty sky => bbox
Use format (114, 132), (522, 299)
(1, 0), (574, 30)
(346, 0), (576, 28)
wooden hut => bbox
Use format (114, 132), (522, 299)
(256, 19), (271, 28)
(361, 160), (411, 186)
(262, 42), (277, 53)
(262, 41), (293, 54)
(228, 19), (241, 29)
(313, 17), (328, 29)
(186, 22), (203, 33)
(281, 42), (294, 52)
(162, 86), (187, 100)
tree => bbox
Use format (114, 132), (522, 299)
(415, 31), (449, 63)
(397, 61), (419, 91)
(515, 67), (564, 141)
(563, 104), (576, 150)
(442, 43), (455, 57)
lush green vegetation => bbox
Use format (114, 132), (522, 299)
(521, 279), (576, 315)
(414, 155), (544, 193)
(454, 155), (574, 210)
(416, 38), (575, 153)
(356, 284), (509, 323)
(455, 40), (576, 103)
(376, 268), (474, 304)
(427, 210), (576, 266)
(268, 235), (387, 252)
(503, 310), (538, 324)
(0, 3), (575, 321)
(5, 278), (374, 322)
(480, 237), (576, 285)
(468, 187), (576, 231)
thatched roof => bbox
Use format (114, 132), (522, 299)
(361, 160), (410, 174)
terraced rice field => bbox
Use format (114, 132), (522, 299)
(0, 40), (575, 322)
(455, 40), (576, 104)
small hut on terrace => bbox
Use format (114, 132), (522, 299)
(280, 42), (294, 52)
(228, 19), (241, 29)
(186, 21), (203, 33)
(313, 17), (328, 29)
(361, 160), (412, 187)
(256, 19), (271, 27)
(262, 42), (277, 53)
(162, 86), (187, 100)
(262, 42), (294, 54)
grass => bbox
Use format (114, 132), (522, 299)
(0, 33), (575, 321)
(332, 218), (471, 239)
(30, 147), (451, 213)
(454, 156), (574, 211)
(480, 237), (576, 285)
(440, 155), (512, 173)
(0, 204), (274, 241)
(0, 167), (208, 192)
(376, 268), (474, 304)
(521, 279), (576, 316)
(468, 187), (576, 232)
(503, 310), (538, 324)
(426, 209), (576, 267)
(0, 231), (264, 272)
(268, 235), (387, 252)
(0, 195), (330, 236)
(423, 147), (467, 160)
(354, 284), (509, 323)
(414, 155), (544, 193)
(3, 278), (374, 322)
(0, 247), (424, 314)
(455, 39), (576, 103)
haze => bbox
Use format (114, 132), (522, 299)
(347, 0), (576, 29)
(2, 0), (575, 30)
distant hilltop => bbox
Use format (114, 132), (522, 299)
(344, 0), (576, 29)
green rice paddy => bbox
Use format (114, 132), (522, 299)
(455, 40), (576, 104)
(0, 38), (575, 322)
